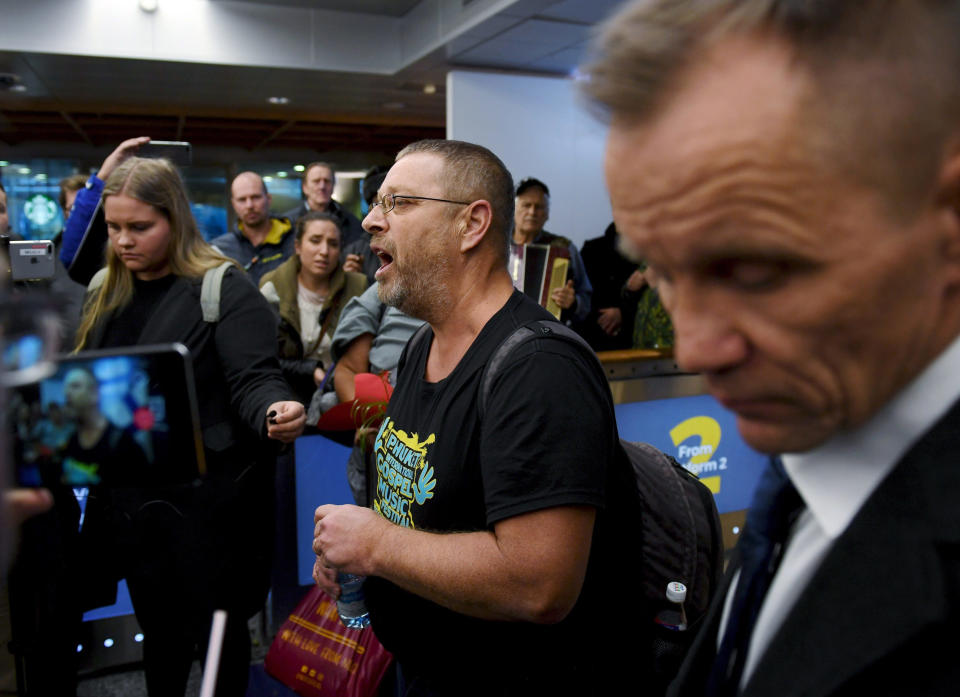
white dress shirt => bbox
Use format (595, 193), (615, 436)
(723, 331), (960, 688)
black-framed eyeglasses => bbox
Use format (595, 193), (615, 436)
(370, 193), (470, 214)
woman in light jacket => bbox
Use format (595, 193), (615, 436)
(259, 210), (367, 404)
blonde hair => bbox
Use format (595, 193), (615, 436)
(75, 157), (237, 349)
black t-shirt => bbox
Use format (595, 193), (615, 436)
(365, 290), (644, 695)
(61, 422), (149, 487)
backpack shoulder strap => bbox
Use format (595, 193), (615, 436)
(200, 261), (233, 323)
(397, 321), (432, 375)
(407, 321), (432, 355)
(86, 267), (109, 293)
(479, 319), (601, 418)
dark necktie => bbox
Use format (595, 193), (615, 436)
(705, 457), (805, 697)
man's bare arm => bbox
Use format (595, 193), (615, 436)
(313, 503), (595, 624)
(333, 333), (374, 403)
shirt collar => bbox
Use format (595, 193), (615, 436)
(782, 332), (960, 538)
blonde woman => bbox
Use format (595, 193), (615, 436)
(76, 156), (305, 697)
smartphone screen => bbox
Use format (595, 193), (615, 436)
(8, 240), (55, 282)
(8, 344), (205, 488)
(140, 140), (192, 167)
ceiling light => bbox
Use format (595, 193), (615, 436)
(423, 84), (437, 95)
(0, 73), (23, 92)
(34, 173), (47, 181)
(0, 161), (8, 167)
(263, 176), (274, 182)
(17, 167), (30, 175)
(277, 171), (288, 178)
(293, 165), (305, 172)
(139, 0), (158, 12)
(268, 96), (289, 105)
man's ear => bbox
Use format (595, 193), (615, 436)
(459, 200), (493, 253)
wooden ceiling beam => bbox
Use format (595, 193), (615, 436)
(58, 111), (94, 146)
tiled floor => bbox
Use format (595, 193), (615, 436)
(76, 616), (270, 697)
(78, 661), (202, 697)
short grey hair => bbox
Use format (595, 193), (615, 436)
(396, 139), (515, 262)
(582, 0), (960, 218)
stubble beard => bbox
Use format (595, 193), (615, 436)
(377, 253), (454, 324)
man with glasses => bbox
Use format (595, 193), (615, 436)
(311, 139), (642, 696)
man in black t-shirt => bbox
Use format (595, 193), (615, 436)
(312, 140), (643, 696)
(61, 366), (148, 486)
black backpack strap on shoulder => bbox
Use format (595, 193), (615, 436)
(407, 321), (432, 356)
(398, 321), (433, 375)
(479, 319), (602, 419)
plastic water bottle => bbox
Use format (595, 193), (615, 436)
(652, 582), (689, 683)
(657, 581), (688, 631)
(336, 573), (370, 629)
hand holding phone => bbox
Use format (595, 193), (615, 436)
(95, 138), (193, 183)
(343, 253), (363, 273)
(96, 136), (151, 181)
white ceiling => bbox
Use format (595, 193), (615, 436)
(0, 0), (627, 159)
(216, 0), (422, 15)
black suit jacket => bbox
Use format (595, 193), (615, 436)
(669, 397), (960, 697)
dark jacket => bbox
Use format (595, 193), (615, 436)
(82, 266), (293, 616)
(209, 217), (295, 286)
(259, 255), (367, 403)
(576, 223), (640, 352)
(668, 396), (960, 697)
(84, 266), (292, 473)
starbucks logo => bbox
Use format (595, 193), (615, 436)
(23, 194), (58, 226)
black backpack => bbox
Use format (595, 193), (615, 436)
(469, 319), (725, 681)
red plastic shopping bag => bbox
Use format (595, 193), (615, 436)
(265, 586), (393, 697)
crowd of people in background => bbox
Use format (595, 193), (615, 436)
(0, 132), (670, 697)
(4, 1), (960, 696)
(28, 135), (672, 420)
(0, 144), (672, 415)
